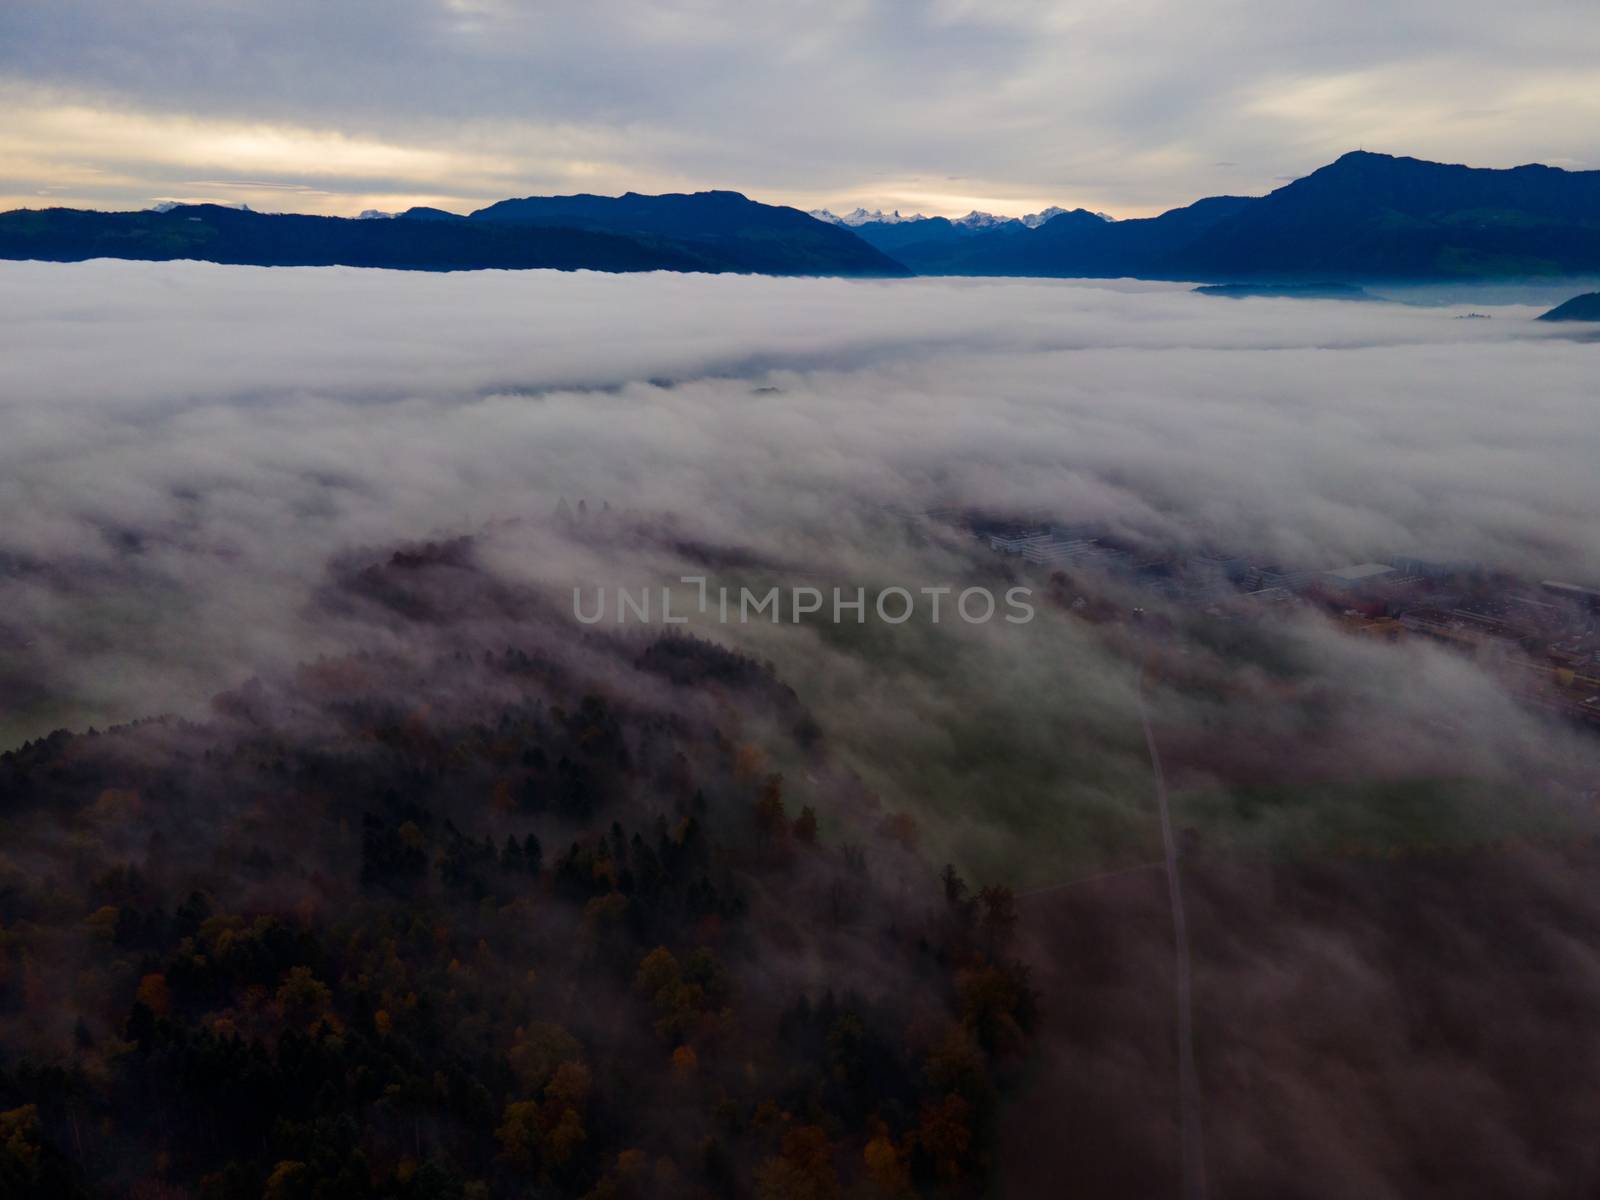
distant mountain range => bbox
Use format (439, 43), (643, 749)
(3, 152), (1598, 281)
(808, 205), (1110, 230)
(848, 152), (1600, 280)
(0, 191), (907, 277)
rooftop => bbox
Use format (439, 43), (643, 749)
(1325, 562), (1397, 583)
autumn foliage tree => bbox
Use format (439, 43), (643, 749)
(0, 615), (1038, 1200)
(754, 1125), (839, 1200)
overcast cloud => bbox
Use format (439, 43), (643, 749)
(2, 1), (1599, 217)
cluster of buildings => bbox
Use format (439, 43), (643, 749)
(965, 513), (1600, 730)
(985, 524), (1121, 570)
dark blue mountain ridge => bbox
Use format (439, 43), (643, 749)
(1171, 151), (1600, 280)
(462, 189), (904, 275)
(1537, 292), (1600, 321)
(850, 152), (1600, 280)
(470, 189), (813, 236)
(3, 152), (1598, 281)
(396, 206), (466, 222)
(0, 191), (909, 276)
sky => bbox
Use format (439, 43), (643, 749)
(3, 0), (1600, 218)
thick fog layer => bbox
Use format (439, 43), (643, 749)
(1, 261), (1596, 742)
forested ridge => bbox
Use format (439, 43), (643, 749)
(0, 538), (1037, 1200)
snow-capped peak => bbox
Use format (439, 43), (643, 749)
(813, 203), (1116, 229)
(357, 209), (398, 220)
(809, 207), (930, 226)
(952, 210), (1009, 229)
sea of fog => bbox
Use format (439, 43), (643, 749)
(2, 262), (1597, 738)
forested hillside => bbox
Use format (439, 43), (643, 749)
(0, 538), (1035, 1200)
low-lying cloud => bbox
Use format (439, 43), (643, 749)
(0, 262), (1591, 736)
(3, 259), (1596, 862)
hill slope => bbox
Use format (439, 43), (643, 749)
(1537, 291), (1600, 321)
(0, 535), (1034, 1199)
